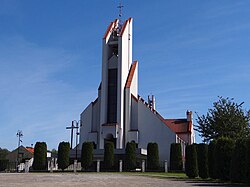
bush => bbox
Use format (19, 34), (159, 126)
(32, 142), (47, 170)
(170, 143), (183, 171)
(125, 142), (136, 171)
(57, 142), (70, 170)
(104, 142), (114, 170)
(215, 137), (235, 181)
(81, 142), (94, 170)
(245, 138), (250, 184)
(0, 159), (9, 171)
(197, 143), (209, 179)
(185, 144), (198, 178)
(147, 142), (159, 171)
(208, 140), (216, 179)
(230, 139), (247, 183)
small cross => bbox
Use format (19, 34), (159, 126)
(117, 0), (124, 18)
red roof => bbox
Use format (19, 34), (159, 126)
(164, 119), (192, 133)
(25, 147), (34, 154)
(125, 61), (138, 88)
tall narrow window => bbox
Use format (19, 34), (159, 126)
(107, 69), (117, 123)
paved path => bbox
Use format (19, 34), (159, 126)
(0, 173), (241, 187)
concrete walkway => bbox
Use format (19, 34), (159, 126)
(0, 173), (241, 187)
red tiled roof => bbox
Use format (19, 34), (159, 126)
(164, 119), (192, 133)
(125, 61), (138, 88)
(25, 147), (34, 154)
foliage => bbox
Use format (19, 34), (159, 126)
(0, 159), (9, 171)
(170, 143), (183, 171)
(196, 97), (250, 142)
(147, 142), (159, 171)
(246, 138), (250, 184)
(125, 141), (136, 171)
(81, 142), (94, 170)
(230, 139), (247, 183)
(0, 148), (10, 160)
(208, 140), (216, 179)
(214, 137), (235, 180)
(197, 143), (209, 179)
(57, 142), (70, 170)
(185, 144), (198, 178)
(104, 142), (114, 170)
(32, 142), (47, 170)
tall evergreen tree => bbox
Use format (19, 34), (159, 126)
(147, 142), (159, 171)
(170, 143), (183, 171)
(185, 144), (198, 178)
(32, 142), (47, 170)
(215, 137), (235, 180)
(57, 142), (70, 171)
(81, 142), (94, 170)
(104, 142), (114, 170)
(197, 143), (209, 179)
(125, 141), (136, 171)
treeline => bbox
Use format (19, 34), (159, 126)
(185, 137), (250, 184)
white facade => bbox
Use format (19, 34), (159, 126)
(79, 18), (194, 162)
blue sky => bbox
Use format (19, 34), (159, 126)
(1, 0), (250, 151)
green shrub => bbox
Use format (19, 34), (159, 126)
(32, 142), (47, 170)
(81, 142), (94, 170)
(197, 143), (209, 179)
(170, 143), (183, 171)
(245, 138), (250, 184)
(125, 141), (136, 171)
(208, 140), (216, 179)
(215, 137), (235, 181)
(0, 159), (9, 171)
(57, 142), (70, 170)
(104, 142), (114, 170)
(230, 139), (247, 183)
(185, 144), (198, 178)
(147, 142), (159, 171)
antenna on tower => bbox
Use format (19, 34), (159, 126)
(117, 0), (124, 18)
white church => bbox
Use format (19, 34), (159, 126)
(77, 17), (195, 163)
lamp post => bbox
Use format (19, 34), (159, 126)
(16, 130), (23, 172)
(72, 120), (81, 161)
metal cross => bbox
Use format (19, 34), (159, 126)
(66, 121), (78, 149)
(117, 0), (124, 18)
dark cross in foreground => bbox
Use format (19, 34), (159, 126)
(66, 121), (78, 149)
(117, 0), (124, 18)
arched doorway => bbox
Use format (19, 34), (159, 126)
(104, 134), (116, 148)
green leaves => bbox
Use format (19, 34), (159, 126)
(196, 96), (250, 142)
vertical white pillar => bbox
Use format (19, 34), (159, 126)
(164, 160), (168, 173)
(97, 160), (100, 172)
(73, 160), (77, 173)
(119, 160), (123, 172)
(141, 160), (145, 172)
(24, 160), (29, 173)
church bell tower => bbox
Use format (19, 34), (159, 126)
(99, 18), (133, 149)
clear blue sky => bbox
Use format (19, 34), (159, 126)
(1, 0), (250, 151)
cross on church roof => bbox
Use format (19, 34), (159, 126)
(117, 0), (124, 18)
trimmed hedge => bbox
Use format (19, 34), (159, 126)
(197, 143), (209, 179)
(215, 137), (235, 180)
(147, 142), (159, 171)
(246, 138), (250, 184)
(208, 140), (216, 179)
(81, 142), (94, 170)
(125, 141), (136, 171)
(57, 141), (70, 170)
(104, 142), (114, 170)
(32, 142), (47, 170)
(230, 139), (247, 183)
(0, 159), (8, 171)
(185, 144), (198, 178)
(170, 143), (183, 171)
